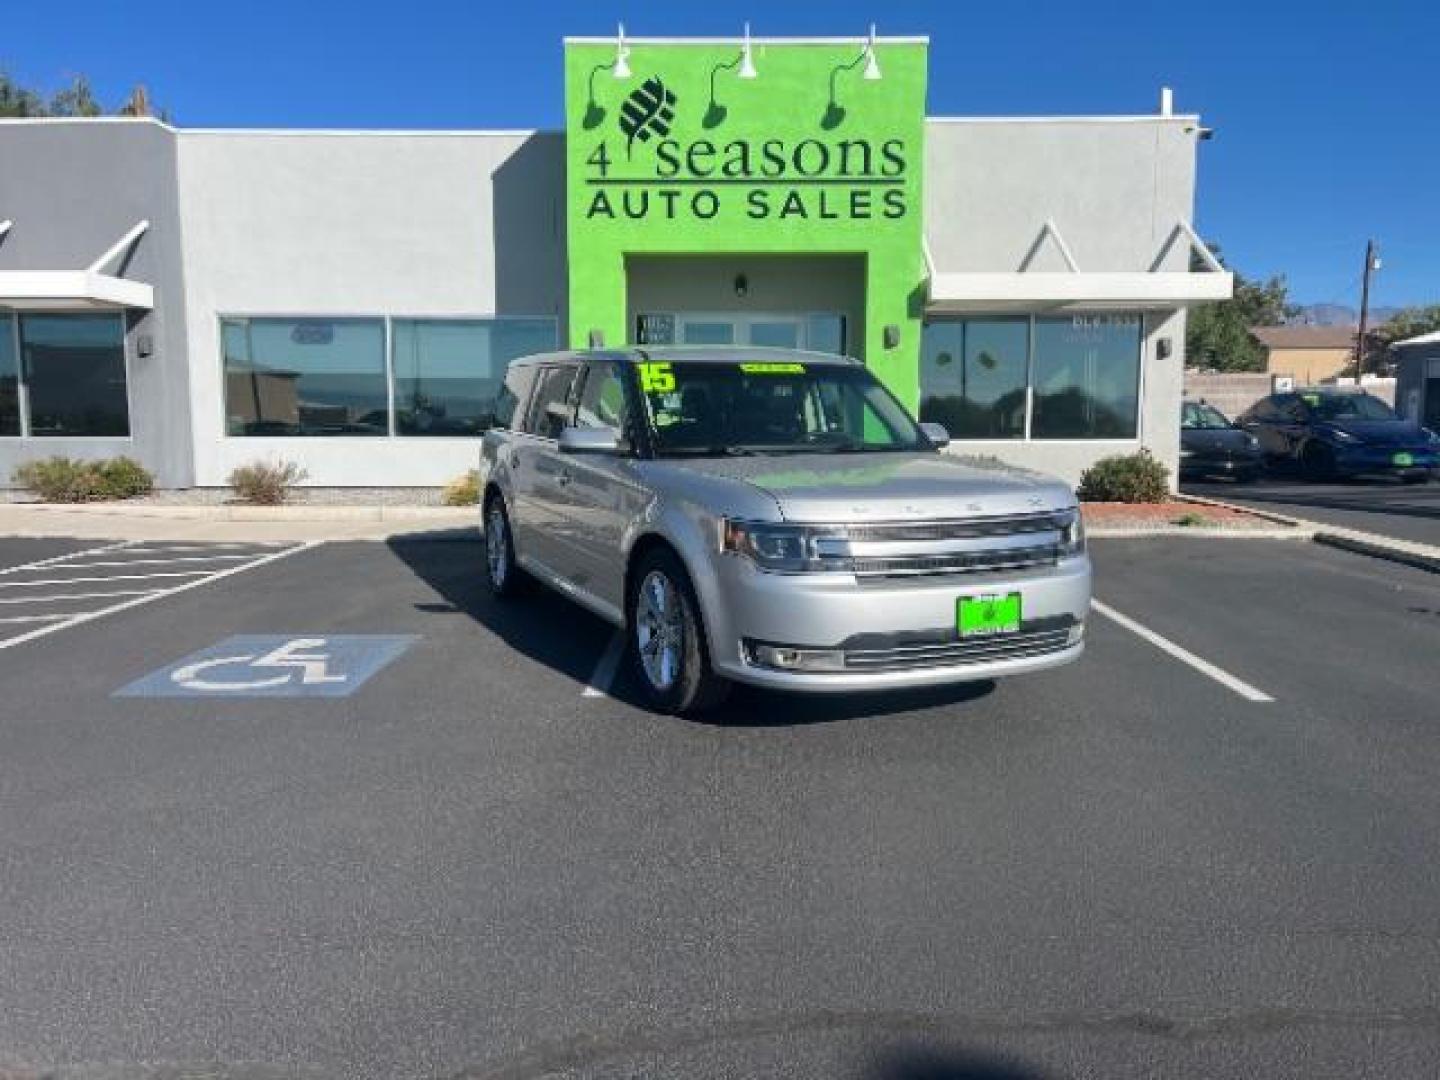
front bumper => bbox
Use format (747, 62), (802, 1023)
(1331, 445), (1438, 475)
(1180, 451), (1261, 477)
(700, 554), (1092, 691)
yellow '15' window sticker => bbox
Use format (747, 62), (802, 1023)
(739, 362), (807, 375)
(636, 362), (676, 393)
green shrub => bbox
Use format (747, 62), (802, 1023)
(13, 456), (155, 502)
(1077, 451), (1170, 504)
(443, 470), (480, 506)
(229, 460), (307, 505)
(97, 456), (154, 499)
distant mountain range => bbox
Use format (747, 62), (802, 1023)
(1289, 303), (1405, 327)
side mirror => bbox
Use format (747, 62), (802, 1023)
(919, 422), (951, 449)
(558, 426), (620, 455)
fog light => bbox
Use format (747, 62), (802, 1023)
(1067, 621), (1085, 645)
(746, 641), (847, 671)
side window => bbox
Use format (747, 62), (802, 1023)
(1278, 395), (1307, 422)
(1248, 398), (1278, 422)
(575, 362), (631, 433)
(492, 364), (537, 430)
(523, 365), (579, 439)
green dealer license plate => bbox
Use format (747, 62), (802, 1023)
(1393, 452), (1414, 467)
(958, 593), (1022, 637)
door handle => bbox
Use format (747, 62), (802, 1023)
(508, 452), (520, 469)
(556, 471), (572, 487)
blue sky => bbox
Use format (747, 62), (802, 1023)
(6, 0), (1436, 308)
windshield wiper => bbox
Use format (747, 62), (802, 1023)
(657, 445), (759, 457)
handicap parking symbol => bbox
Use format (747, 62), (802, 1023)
(115, 635), (419, 698)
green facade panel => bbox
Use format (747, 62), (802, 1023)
(564, 37), (928, 408)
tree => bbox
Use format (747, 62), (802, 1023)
(1364, 305), (1440, 373)
(1185, 245), (1298, 371)
(0, 72), (46, 117)
(0, 70), (161, 119)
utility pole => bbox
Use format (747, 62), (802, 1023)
(1355, 239), (1380, 382)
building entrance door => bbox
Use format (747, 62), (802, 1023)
(636, 312), (846, 355)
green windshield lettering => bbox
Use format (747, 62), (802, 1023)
(739, 362), (807, 375)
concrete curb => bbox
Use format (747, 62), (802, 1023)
(1177, 492), (1440, 575)
(1313, 533), (1440, 574)
(5, 502), (475, 523)
(1088, 525), (1312, 540)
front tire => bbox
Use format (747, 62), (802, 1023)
(483, 495), (526, 598)
(628, 548), (730, 715)
(1302, 440), (1336, 481)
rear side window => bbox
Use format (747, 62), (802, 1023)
(522, 365), (580, 439)
(492, 363), (537, 430)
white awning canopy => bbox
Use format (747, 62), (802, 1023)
(925, 219), (1234, 314)
(0, 219), (154, 312)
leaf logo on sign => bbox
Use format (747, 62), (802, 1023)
(618, 77), (677, 158)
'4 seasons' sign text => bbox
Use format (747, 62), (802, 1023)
(584, 75), (910, 223)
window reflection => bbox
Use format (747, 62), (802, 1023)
(21, 314), (129, 437)
(1031, 315), (1141, 439)
(223, 318), (387, 436)
(0, 315), (18, 436)
(920, 320), (1027, 439)
(392, 319), (556, 436)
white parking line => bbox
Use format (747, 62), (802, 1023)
(0, 613), (71, 625)
(0, 540), (135, 577)
(0, 542), (320, 651)
(582, 631), (626, 698)
(0, 571), (214, 588)
(0, 589), (160, 605)
(52, 554), (258, 568)
(1091, 598), (1274, 703)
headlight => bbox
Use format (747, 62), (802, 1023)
(721, 520), (836, 572)
(1424, 428), (1440, 445)
(1058, 507), (1086, 557)
(1245, 434), (1260, 449)
(1327, 428), (1362, 445)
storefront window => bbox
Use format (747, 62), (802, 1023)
(921, 314), (1143, 440)
(20, 314), (130, 437)
(223, 317), (387, 436)
(0, 315), (18, 436)
(1031, 315), (1142, 439)
(392, 318), (556, 436)
(920, 320), (1027, 438)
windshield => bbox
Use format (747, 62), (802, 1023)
(1182, 402), (1233, 430)
(1303, 393), (1398, 421)
(634, 359), (928, 455)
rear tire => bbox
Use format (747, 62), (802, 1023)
(627, 547), (730, 716)
(483, 494), (527, 598)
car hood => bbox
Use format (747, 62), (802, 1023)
(1320, 419), (1429, 446)
(1181, 428), (1258, 453)
(655, 451), (1075, 523)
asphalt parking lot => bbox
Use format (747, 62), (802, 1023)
(1, 531), (1439, 1079)
(1184, 474), (1440, 547)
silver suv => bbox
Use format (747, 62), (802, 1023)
(479, 347), (1090, 714)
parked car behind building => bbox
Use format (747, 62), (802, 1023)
(1180, 401), (1262, 481)
(1236, 389), (1438, 481)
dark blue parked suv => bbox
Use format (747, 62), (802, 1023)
(1236, 389), (1438, 482)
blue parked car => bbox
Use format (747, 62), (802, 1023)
(1236, 388), (1439, 482)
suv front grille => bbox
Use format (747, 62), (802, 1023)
(822, 512), (1071, 579)
(849, 544), (1059, 577)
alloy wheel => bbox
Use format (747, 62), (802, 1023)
(636, 569), (685, 691)
(486, 504), (509, 589)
